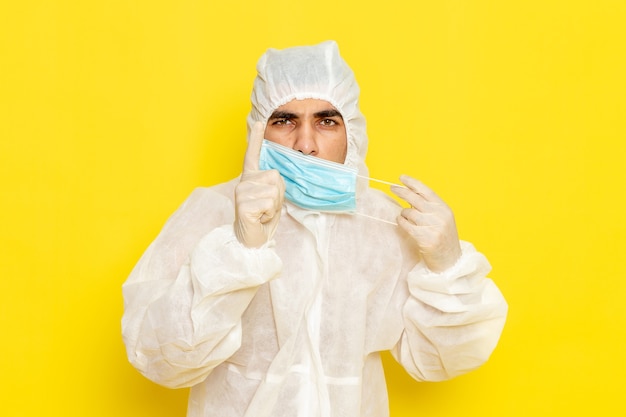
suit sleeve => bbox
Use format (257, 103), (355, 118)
(121, 189), (282, 389)
(391, 241), (508, 381)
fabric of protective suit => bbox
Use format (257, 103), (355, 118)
(122, 41), (508, 417)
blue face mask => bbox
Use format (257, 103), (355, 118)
(258, 140), (357, 213)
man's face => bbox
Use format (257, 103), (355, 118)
(264, 99), (348, 164)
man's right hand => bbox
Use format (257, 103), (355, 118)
(234, 122), (285, 248)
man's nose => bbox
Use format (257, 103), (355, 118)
(293, 124), (317, 156)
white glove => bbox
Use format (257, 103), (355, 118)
(391, 175), (462, 272)
(234, 122), (285, 248)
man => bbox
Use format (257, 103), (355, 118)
(122, 40), (507, 417)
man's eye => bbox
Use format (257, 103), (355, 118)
(320, 119), (337, 126)
(272, 118), (291, 125)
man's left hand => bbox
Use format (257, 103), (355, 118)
(391, 175), (462, 273)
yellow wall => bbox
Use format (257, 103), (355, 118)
(1, 1), (624, 415)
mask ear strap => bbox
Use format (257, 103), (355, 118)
(354, 175), (406, 225)
(356, 175), (407, 188)
(354, 212), (398, 226)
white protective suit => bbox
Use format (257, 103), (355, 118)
(122, 41), (508, 417)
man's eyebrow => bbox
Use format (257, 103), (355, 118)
(268, 109), (344, 120)
(268, 111), (298, 120)
(315, 109), (343, 119)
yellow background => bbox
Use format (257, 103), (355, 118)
(1, 1), (624, 416)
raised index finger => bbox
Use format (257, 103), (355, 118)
(243, 121), (265, 172)
(398, 174), (442, 203)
